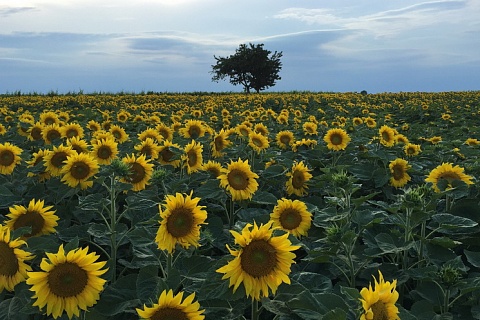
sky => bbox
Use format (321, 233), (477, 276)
(1, 0), (479, 94)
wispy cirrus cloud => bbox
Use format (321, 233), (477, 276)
(0, 6), (35, 16)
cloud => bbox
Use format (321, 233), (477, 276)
(0, 6), (35, 16)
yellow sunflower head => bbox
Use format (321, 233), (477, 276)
(43, 145), (77, 177)
(42, 123), (64, 145)
(216, 221), (300, 301)
(285, 161), (313, 197)
(211, 129), (231, 158)
(270, 198), (312, 237)
(26, 244), (108, 319)
(156, 123), (174, 141)
(109, 124), (129, 143)
(182, 140), (204, 174)
(136, 289), (205, 320)
(276, 130), (295, 150)
(201, 160), (223, 178)
(179, 120), (206, 139)
(302, 121), (318, 135)
(66, 136), (90, 154)
(0, 224), (34, 292)
(91, 137), (118, 165)
(158, 140), (182, 168)
(378, 125), (396, 147)
(138, 128), (163, 142)
(155, 191), (208, 253)
(248, 131), (270, 154)
(60, 152), (99, 190)
(404, 143), (421, 157)
(134, 138), (161, 160)
(323, 128), (351, 151)
(28, 122), (45, 141)
(0, 142), (23, 175)
(425, 162), (474, 192)
(121, 153), (154, 191)
(388, 158), (411, 188)
(5, 199), (58, 238)
(359, 270), (400, 320)
(61, 122), (84, 140)
(218, 158), (259, 201)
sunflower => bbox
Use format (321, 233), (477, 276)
(158, 140), (182, 168)
(66, 136), (90, 154)
(26, 244), (108, 319)
(136, 289), (205, 320)
(134, 138), (161, 160)
(270, 198), (312, 237)
(286, 161), (313, 197)
(394, 134), (409, 144)
(5, 198), (58, 238)
(276, 130), (295, 150)
(201, 160), (223, 177)
(0, 142), (23, 175)
(61, 122), (84, 139)
(248, 131), (270, 154)
(183, 140), (203, 174)
(216, 221), (300, 301)
(211, 129), (231, 158)
(388, 158), (411, 188)
(323, 128), (351, 151)
(155, 192), (207, 253)
(302, 121), (318, 135)
(39, 111), (60, 126)
(179, 120), (206, 139)
(138, 128), (163, 142)
(218, 158), (259, 201)
(425, 162), (474, 192)
(292, 138), (317, 152)
(26, 149), (51, 182)
(353, 117), (363, 126)
(109, 124), (129, 143)
(404, 143), (421, 157)
(364, 117), (377, 128)
(17, 119), (33, 137)
(42, 123), (63, 145)
(61, 153), (99, 189)
(464, 138), (480, 146)
(378, 125), (396, 147)
(116, 110), (131, 122)
(254, 123), (269, 136)
(86, 120), (101, 132)
(156, 123), (174, 141)
(121, 154), (154, 191)
(360, 270), (400, 320)
(426, 136), (442, 144)
(91, 138), (118, 165)
(43, 145), (76, 177)
(235, 123), (252, 138)
(0, 123), (7, 135)
(0, 224), (34, 292)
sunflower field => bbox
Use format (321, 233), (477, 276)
(0, 91), (479, 320)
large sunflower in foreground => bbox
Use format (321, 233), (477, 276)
(183, 140), (204, 174)
(323, 128), (351, 151)
(155, 192), (208, 253)
(286, 161), (313, 197)
(136, 289), (205, 320)
(27, 245), (108, 319)
(43, 145), (77, 177)
(121, 154), (154, 191)
(5, 199), (58, 238)
(388, 158), (411, 188)
(0, 225), (34, 292)
(0, 142), (23, 175)
(61, 153), (99, 189)
(216, 221), (300, 301)
(270, 198), (312, 237)
(425, 162), (474, 192)
(360, 270), (400, 320)
(218, 158), (259, 201)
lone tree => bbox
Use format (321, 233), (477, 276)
(211, 43), (282, 93)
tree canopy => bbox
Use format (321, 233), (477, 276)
(211, 43), (283, 93)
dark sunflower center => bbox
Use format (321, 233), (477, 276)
(406, 147), (415, 154)
(46, 129), (61, 142)
(188, 126), (200, 139)
(51, 152), (68, 168)
(151, 307), (188, 320)
(31, 127), (43, 140)
(227, 169), (249, 191)
(71, 145), (84, 154)
(112, 130), (121, 139)
(0, 150), (14, 166)
(127, 163), (146, 184)
(370, 300), (389, 320)
(279, 208), (302, 230)
(44, 117), (56, 125)
(70, 161), (91, 180)
(438, 172), (461, 184)
(66, 129), (78, 138)
(241, 240), (277, 278)
(12, 210), (45, 237)
(214, 137), (225, 151)
(240, 128), (249, 136)
(381, 131), (392, 141)
(160, 148), (174, 162)
(330, 133), (343, 145)
(292, 170), (306, 189)
(187, 150), (198, 167)
(280, 135), (291, 144)
(98, 146), (113, 159)
(0, 242), (20, 276)
(207, 167), (221, 177)
(166, 207), (194, 238)
(252, 138), (263, 147)
(159, 129), (169, 139)
(392, 165), (405, 180)
(47, 262), (88, 298)
(140, 146), (152, 157)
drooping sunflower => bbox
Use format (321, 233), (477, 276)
(292, 138), (317, 152)
(0, 142), (23, 175)
(183, 140), (204, 174)
(216, 221), (300, 301)
(426, 136), (442, 145)
(155, 192), (208, 253)
(179, 119), (206, 139)
(270, 198), (312, 237)
(61, 122), (84, 139)
(276, 130), (295, 150)
(464, 138), (480, 146)
(91, 137), (118, 165)
(359, 270), (400, 320)
(5, 199), (58, 238)
(248, 131), (270, 154)
(134, 138), (161, 160)
(61, 153), (99, 189)
(109, 124), (129, 143)
(42, 123), (63, 145)
(201, 160), (223, 177)
(66, 136), (90, 154)
(404, 143), (421, 157)
(378, 125), (396, 147)
(43, 145), (76, 177)
(388, 158), (411, 188)
(211, 129), (231, 158)
(121, 154), (154, 191)
(136, 289), (205, 320)
(302, 121), (318, 135)
(158, 140), (182, 168)
(425, 162), (474, 192)
(285, 161), (313, 197)
(0, 224), (34, 292)
(26, 149), (51, 182)
(27, 244), (108, 319)
(218, 158), (259, 201)
(323, 128), (351, 151)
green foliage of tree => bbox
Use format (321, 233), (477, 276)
(211, 43), (283, 93)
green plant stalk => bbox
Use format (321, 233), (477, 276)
(166, 252), (173, 280)
(109, 174), (118, 283)
(251, 299), (260, 320)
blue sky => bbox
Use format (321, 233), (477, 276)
(1, 0), (479, 93)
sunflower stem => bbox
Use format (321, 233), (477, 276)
(251, 299), (260, 320)
(109, 173), (118, 283)
(166, 252), (173, 280)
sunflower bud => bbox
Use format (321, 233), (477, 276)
(438, 265), (461, 286)
(109, 158), (130, 177)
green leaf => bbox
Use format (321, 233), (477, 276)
(136, 265), (164, 302)
(0, 297), (27, 320)
(94, 274), (140, 316)
(64, 236), (79, 253)
(291, 272), (332, 293)
(251, 190), (278, 205)
(465, 250), (480, 268)
(431, 213), (478, 234)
